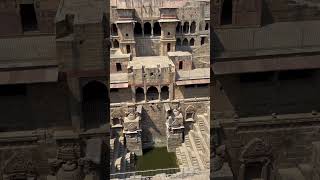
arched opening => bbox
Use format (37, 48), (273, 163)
(126, 45), (131, 54)
(186, 112), (194, 119)
(185, 106), (196, 120)
(153, 22), (161, 36)
(179, 61), (183, 70)
(113, 39), (119, 48)
(240, 138), (272, 180)
(221, 0), (233, 25)
(190, 21), (196, 33)
(20, 4), (38, 32)
(82, 81), (107, 129)
(244, 162), (263, 180)
(134, 22), (143, 36)
(136, 87), (144, 102)
(190, 38), (195, 46)
(167, 43), (171, 52)
(176, 38), (181, 46)
(144, 22), (152, 35)
(161, 86), (169, 100)
(146, 86), (159, 101)
(176, 22), (181, 34)
(112, 118), (121, 126)
(205, 23), (209, 30)
(182, 38), (189, 46)
(116, 63), (122, 72)
(111, 23), (118, 36)
(183, 22), (189, 33)
(201, 37), (206, 45)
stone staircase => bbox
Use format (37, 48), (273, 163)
(175, 112), (210, 171)
(110, 136), (135, 176)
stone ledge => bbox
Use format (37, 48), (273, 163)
(0, 130), (39, 143)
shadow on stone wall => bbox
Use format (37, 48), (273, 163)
(141, 105), (164, 148)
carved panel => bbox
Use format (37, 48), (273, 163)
(3, 152), (37, 179)
(240, 138), (271, 161)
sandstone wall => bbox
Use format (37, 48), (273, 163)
(0, 82), (72, 131)
(77, 24), (105, 71)
(110, 88), (132, 103)
(0, 144), (57, 179)
(135, 37), (160, 56)
(213, 71), (320, 118)
(222, 117), (320, 178)
(0, 0), (59, 35)
(175, 85), (209, 99)
(212, 0), (320, 27)
(140, 103), (167, 147)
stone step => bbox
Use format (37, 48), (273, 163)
(184, 135), (192, 148)
(191, 129), (210, 169)
(186, 147), (201, 171)
(197, 114), (209, 133)
(175, 148), (183, 166)
(181, 143), (193, 168)
(180, 150), (189, 168)
(193, 124), (209, 154)
(186, 132), (205, 170)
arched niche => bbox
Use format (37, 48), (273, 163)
(135, 87), (144, 102)
(111, 23), (118, 36)
(134, 22), (143, 36)
(221, 0), (233, 25)
(146, 86), (159, 101)
(82, 81), (107, 129)
(183, 22), (189, 33)
(144, 22), (152, 35)
(161, 86), (169, 100)
(239, 138), (272, 180)
(190, 21), (196, 33)
(153, 22), (161, 36)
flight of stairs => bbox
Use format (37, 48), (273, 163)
(175, 112), (210, 171)
(110, 136), (135, 178)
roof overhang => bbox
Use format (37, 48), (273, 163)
(213, 53), (320, 75)
(110, 83), (128, 89)
(176, 78), (209, 85)
(0, 66), (59, 85)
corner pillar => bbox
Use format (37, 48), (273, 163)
(132, 86), (136, 103)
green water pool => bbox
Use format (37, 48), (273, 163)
(135, 147), (178, 171)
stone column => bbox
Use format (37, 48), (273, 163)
(158, 85), (161, 100)
(132, 86), (136, 103)
(144, 87), (147, 102)
(151, 21), (154, 37)
(67, 77), (82, 132)
(169, 83), (174, 100)
(142, 25), (144, 37)
(261, 164), (268, 180)
(238, 163), (246, 180)
(188, 21), (191, 34)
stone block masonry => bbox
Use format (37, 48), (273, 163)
(141, 103), (167, 148)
